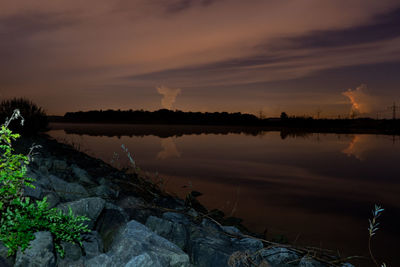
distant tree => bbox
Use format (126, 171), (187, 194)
(280, 112), (288, 120)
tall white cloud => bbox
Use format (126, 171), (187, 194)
(156, 85), (181, 110)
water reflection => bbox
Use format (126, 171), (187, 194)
(45, 123), (400, 267)
(342, 135), (372, 161)
(157, 138), (181, 159)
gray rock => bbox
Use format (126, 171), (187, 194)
(117, 196), (152, 223)
(92, 220), (191, 267)
(146, 216), (188, 250)
(57, 241), (82, 261)
(95, 203), (129, 251)
(93, 184), (119, 199)
(222, 225), (242, 236)
(48, 174), (89, 201)
(56, 258), (85, 267)
(82, 231), (104, 259)
(14, 231), (56, 267)
(258, 247), (301, 267)
(299, 256), (325, 267)
(188, 220), (262, 267)
(56, 197), (105, 229)
(43, 192), (60, 209)
(85, 254), (113, 266)
(125, 253), (164, 267)
(233, 237), (263, 252)
(35, 175), (52, 189)
(52, 159), (68, 172)
(71, 164), (96, 185)
(163, 212), (191, 225)
(23, 182), (43, 199)
(42, 157), (53, 170)
(0, 241), (15, 267)
(190, 235), (233, 267)
(38, 165), (49, 176)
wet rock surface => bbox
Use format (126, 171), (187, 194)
(0, 133), (356, 267)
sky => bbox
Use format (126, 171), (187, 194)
(1, 0), (400, 118)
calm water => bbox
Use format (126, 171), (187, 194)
(46, 123), (400, 266)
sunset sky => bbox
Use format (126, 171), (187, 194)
(1, 1), (400, 117)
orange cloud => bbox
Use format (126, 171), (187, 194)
(342, 84), (373, 115)
(156, 85), (181, 110)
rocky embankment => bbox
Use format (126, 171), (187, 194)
(0, 133), (355, 267)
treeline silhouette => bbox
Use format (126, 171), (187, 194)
(47, 109), (400, 135)
(51, 109), (261, 126)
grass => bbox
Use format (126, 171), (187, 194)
(368, 205), (387, 267)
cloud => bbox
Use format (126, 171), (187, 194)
(1, 1), (400, 114)
(156, 85), (181, 109)
(342, 84), (375, 115)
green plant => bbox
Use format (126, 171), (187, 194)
(0, 97), (49, 136)
(368, 204), (387, 267)
(0, 109), (90, 258)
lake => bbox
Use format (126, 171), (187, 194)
(46, 122), (400, 266)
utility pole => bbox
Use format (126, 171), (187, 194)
(388, 102), (399, 120)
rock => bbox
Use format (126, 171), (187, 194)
(190, 235), (233, 267)
(93, 184), (119, 199)
(233, 237), (263, 252)
(57, 241), (82, 261)
(52, 159), (68, 172)
(163, 212), (191, 225)
(23, 182), (43, 199)
(102, 220), (190, 267)
(38, 165), (49, 176)
(95, 203), (129, 251)
(117, 196), (152, 224)
(48, 174), (89, 202)
(222, 225), (243, 236)
(71, 164), (96, 185)
(56, 197), (105, 229)
(14, 231), (56, 267)
(0, 241), (15, 267)
(257, 247), (301, 267)
(82, 231), (104, 259)
(43, 192), (60, 209)
(87, 220), (191, 266)
(299, 256), (325, 267)
(187, 218), (263, 267)
(56, 258), (85, 267)
(146, 215), (188, 250)
(85, 254), (113, 266)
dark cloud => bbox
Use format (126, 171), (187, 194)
(165, 0), (220, 13)
(282, 7), (400, 49)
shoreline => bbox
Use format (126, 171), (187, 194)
(6, 132), (359, 266)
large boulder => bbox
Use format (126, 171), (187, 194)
(71, 164), (96, 185)
(48, 174), (89, 202)
(56, 197), (105, 229)
(116, 195), (153, 224)
(14, 231), (56, 267)
(86, 220), (191, 267)
(95, 202), (129, 251)
(146, 215), (188, 250)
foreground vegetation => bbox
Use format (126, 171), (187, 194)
(0, 108), (90, 258)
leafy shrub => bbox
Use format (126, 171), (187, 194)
(0, 97), (49, 136)
(0, 109), (90, 258)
